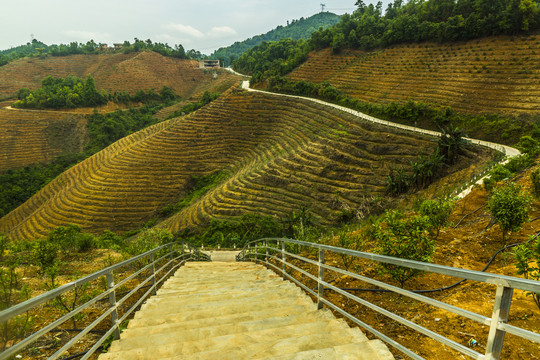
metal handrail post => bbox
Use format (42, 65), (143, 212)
(149, 253), (157, 296)
(485, 285), (513, 360)
(317, 248), (325, 310)
(106, 271), (120, 340)
(281, 240), (287, 279)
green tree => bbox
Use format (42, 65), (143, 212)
(418, 198), (454, 238)
(374, 210), (435, 287)
(514, 236), (540, 310)
(488, 183), (531, 243)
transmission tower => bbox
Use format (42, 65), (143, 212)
(320, 3), (326, 12)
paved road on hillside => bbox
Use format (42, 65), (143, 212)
(228, 73), (520, 198)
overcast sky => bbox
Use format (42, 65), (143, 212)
(1, 0), (391, 54)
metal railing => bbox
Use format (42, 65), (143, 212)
(0, 241), (210, 360)
(237, 238), (540, 360)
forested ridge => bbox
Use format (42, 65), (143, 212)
(234, 0), (540, 79)
(210, 12), (340, 66)
(0, 38), (202, 67)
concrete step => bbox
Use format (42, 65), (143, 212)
(140, 286), (304, 311)
(121, 309), (337, 338)
(108, 318), (349, 354)
(127, 304), (314, 329)
(133, 293), (315, 321)
(101, 325), (366, 360)
(264, 340), (395, 360)
(98, 261), (394, 360)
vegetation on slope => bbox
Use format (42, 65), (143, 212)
(0, 90), (220, 218)
(14, 75), (107, 109)
(265, 76), (540, 145)
(0, 89), (491, 240)
(0, 38), (202, 67)
(234, 0), (540, 82)
(0, 51), (234, 101)
(211, 12), (340, 67)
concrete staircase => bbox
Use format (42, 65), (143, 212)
(98, 262), (394, 359)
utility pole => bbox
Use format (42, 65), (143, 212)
(320, 3), (326, 12)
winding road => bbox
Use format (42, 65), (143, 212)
(228, 72), (520, 198)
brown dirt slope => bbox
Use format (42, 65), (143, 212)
(287, 34), (540, 116)
(0, 107), (87, 172)
(0, 51), (239, 100)
(0, 87), (491, 240)
(0, 53), (240, 172)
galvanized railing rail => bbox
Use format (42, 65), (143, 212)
(238, 238), (540, 360)
(0, 241), (210, 360)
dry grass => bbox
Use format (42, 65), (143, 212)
(1, 88), (491, 240)
(288, 35), (540, 116)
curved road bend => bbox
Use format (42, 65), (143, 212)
(234, 78), (520, 198)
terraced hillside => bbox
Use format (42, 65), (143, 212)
(0, 51), (239, 100)
(0, 87), (491, 240)
(287, 34), (540, 116)
(0, 107), (87, 172)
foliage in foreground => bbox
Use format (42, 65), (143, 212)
(372, 210), (435, 287)
(514, 235), (540, 311)
(488, 182), (531, 243)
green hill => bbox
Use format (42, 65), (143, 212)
(210, 12), (340, 66)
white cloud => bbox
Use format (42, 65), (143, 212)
(165, 23), (204, 39)
(208, 26), (237, 38)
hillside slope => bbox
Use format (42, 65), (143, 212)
(0, 87), (491, 240)
(287, 34), (540, 117)
(0, 53), (241, 172)
(0, 106), (87, 172)
(0, 51), (239, 100)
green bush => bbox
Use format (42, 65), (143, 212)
(13, 75), (107, 109)
(417, 198), (455, 238)
(126, 228), (174, 255)
(374, 210), (435, 287)
(489, 164), (513, 181)
(514, 236), (540, 311)
(33, 239), (59, 276)
(488, 183), (531, 243)
(483, 176), (496, 192)
(531, 169), (540, 197)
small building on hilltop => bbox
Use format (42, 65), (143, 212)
(199, 60), (220, 69)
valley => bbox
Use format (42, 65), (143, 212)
(1, 4), (540, 358)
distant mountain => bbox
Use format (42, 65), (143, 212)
(210, 12), (340, 66)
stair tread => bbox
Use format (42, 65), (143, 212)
(98, 261), (394, 360)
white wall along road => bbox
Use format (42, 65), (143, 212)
(230, 73), (520, 199)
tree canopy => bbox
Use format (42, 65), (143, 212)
(234, 0), (540, 81)
(13, 75), (107, 109)
(211, 12), (340, 67)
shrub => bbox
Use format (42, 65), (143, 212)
(374, 210), (435, 287)
(417, 198), (455, 238)
(489, 164), (512, 182)
(33, 239), (59, 276)
(488, 183), (531, 243)
(483, 177), (496, 192)
(126, 228), (174, 255)
(386, 167), (409, 195)
(48, 224), (95, 253)
(531, 169), (540, 197)
(97, 230), (125, 249)
(514, 236), (540, 311)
